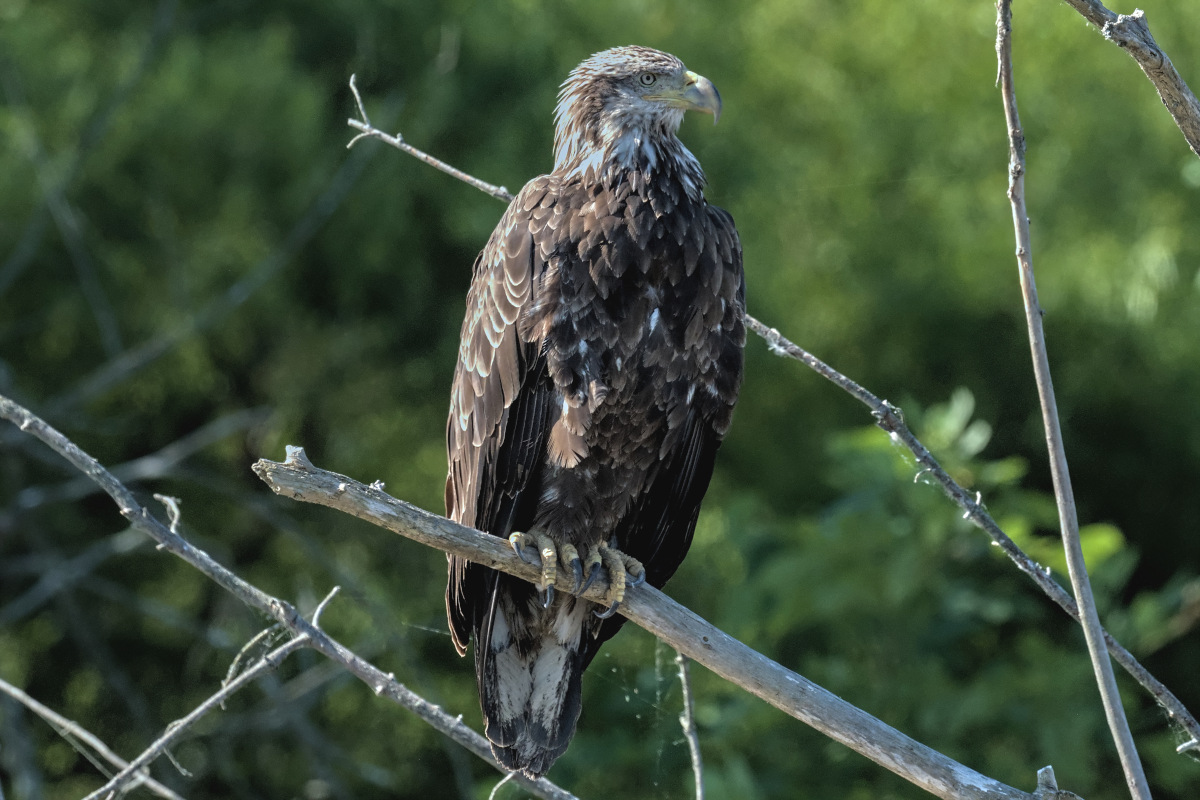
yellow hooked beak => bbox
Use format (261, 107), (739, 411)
(650, 70), (723, 124)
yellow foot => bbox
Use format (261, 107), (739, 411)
(509, 531), (560, 607)
(508, 533), (644, 614)
(586, 544), (646, 619)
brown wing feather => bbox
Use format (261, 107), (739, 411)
(445, 177), (557, 656)
(582, 202), (745, 665)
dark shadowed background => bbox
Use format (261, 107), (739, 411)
(1, 1), (1198, 798)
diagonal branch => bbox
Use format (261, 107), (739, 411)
(747, 320), (1199, 746)
(253, 446), (1045, 800)
(997, 3), (1150, 798)
(0, 676), (184, 800)
(1057, 0), (1200, 158)
(81, 632), (310, 800)
(347, 74), (513, 201)
(343, 86), (1200, 750)
(0, 393), (578, 800)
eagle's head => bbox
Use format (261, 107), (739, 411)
(552, 46), (721, 188)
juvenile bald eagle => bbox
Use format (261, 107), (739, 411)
(445, 45), (745, 777)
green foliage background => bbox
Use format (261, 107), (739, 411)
(2, 0), (1198, 797)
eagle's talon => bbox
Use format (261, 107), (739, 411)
(560, 544), (583, 592)
(578, 544), (605, 594)
(510, 532), (560, 600)
(508, 532), (539, 566)
(599, 546), (627, 608)
(617, 552), (646, 588)
(593, 601), (621, 619)
(579, 562), (603, 594)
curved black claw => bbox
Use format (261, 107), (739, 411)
(540, 585), (554, 609)
(579, 562), (603, 594)
(510, 535), (539, 566)
(626, 569), (646, 589)
(593, 600), (621, 620)
(569, 558), (584, 593)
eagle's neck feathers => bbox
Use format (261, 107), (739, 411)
(552, 79), (706, 199)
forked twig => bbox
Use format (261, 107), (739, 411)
(347, 74), (512, 201)
(81, 634), (309, 800)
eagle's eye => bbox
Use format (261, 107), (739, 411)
(638, 72), (657, 87)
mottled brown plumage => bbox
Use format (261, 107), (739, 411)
(445, 45), (744, 777)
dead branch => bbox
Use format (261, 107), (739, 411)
(1057, 0), (1200, 158)
(81, 632), (309, 800)
(0, 393), (578, 800)
(997, 4), (1150, 798)
(0, 676), (183, 800)
(254, 445), (1050, 800)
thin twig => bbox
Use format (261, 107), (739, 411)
(0, 528), (143, 626)
(346, 74), (512, 201)
(996, 3), (1150, 798)
(488, 772), (517, 800)
(82, 634), (309, 800)
(0, 677), (184, 800)
(311, 584), (340, 626)
(675, 652), (704, 800)
(222, 624), (284, 707)
(12, 407), (269, 513)
(0, 394), (579, 800)
(341, 91), (1200, 749)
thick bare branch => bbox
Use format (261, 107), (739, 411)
(1058, 0), (1200, 158)
(254, 446), (1046, 800)
(996, 3), (1150, 798)
(0, 394), (578, 800)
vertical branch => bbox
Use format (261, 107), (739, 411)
(995, 3), (1151, 799)
(675, 652), (704, 800)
